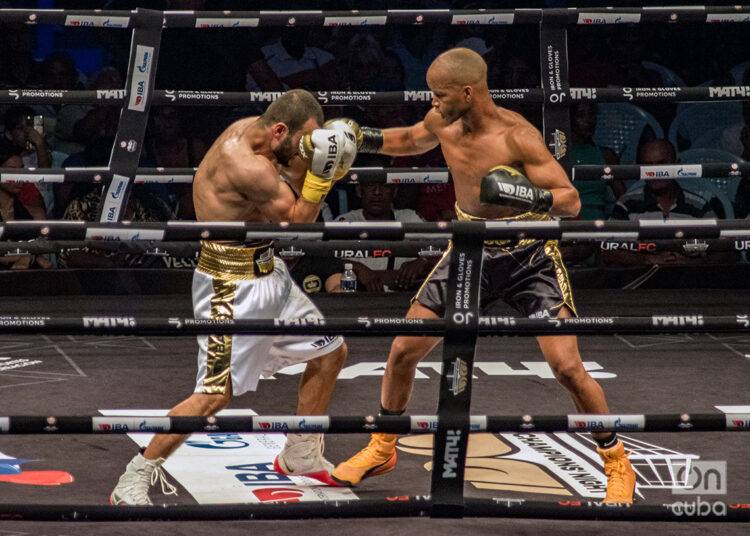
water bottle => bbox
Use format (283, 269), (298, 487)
(340, 263), (357, 292)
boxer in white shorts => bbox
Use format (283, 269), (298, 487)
(111, 89), (357, 505)
(192, 240), (343, 396)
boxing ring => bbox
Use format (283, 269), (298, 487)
(1, 5), (750, 527)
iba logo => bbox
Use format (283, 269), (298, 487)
(0, 450), (74, 486)
(397, 432), (698, 499)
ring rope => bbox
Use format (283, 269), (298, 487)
(2, 6), (750, 26)
(0, 313), (746, 336)
(0, 238), (742, 257)
(1, 497), (748, 522)
(3, 163), (750, 182)
(0, 220), (748, 242)
(2, 87), (749, 107)
(2, 413), (748, 435)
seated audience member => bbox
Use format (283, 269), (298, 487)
(416, 178), (456, 222)
(53, 66), (122, 156)
(280, 251), (345, 294)
(719, 69), (750, 157)
(57, 184), (175, 268)
(562, 103), (625, 266)
(245, 27), (337, 92)
(600, 139), (730, 266)
(1, 106), (52, 169)
(143, 106), (208, 220)
(0, 153), (51, 270)
(335, 182), (435, 292)
(1, 105), (57, 213)
(735, 177), (750, 219)
(569, 103), (625, 219)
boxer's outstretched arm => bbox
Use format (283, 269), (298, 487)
(379, 120), (440, 156)
(510, 125), (581, 218)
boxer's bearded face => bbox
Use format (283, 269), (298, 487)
(274, 132), (295, 167)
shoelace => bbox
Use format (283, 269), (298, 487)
(604, 451), (632, 499)
(151, 465), (178, 497)
(122, 470), (152, 505)
(282, 435), (331, 473)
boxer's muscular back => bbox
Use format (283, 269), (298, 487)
(430, 106), (545, 219)
(193, 116), (278, 223)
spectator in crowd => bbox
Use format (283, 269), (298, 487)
(561, 103), (624, 266)
(0, 106), (56, 216)
(600, 139), (728, 266)
(719, 70), (750, 158)
(344, 33), (384, 92)
(488, 50), (542, 130)
(735, 177), (750, 220)
(280, 251), (345, 294)
(569, 102), (625, 219)
(1, 106), (52, 169)
(415, 177), (456, 222)
(143, 106), (208, 220)
(245, 27), (338, 93)
(335, 182), (435, 291)
(385, 25), (446, 90)
(57, 182), (175, 268)
(39, 51), (85, 92)
(53, 66), (123, 156)
(0, 148), (50, 270)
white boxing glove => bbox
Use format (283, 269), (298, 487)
(299, 128), (346, 203)
(323, 119), (358, 179)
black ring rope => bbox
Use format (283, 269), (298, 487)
(5, 163), (750, 182)
(2, 413), (748, 435)
(2, 6), (750, 26)
(2, 87), (749, 106)
(0, 313), (746, 336)
(0, 238), (742, 256)
(0, 220), (748, 242)
(2, 497), (749, 522)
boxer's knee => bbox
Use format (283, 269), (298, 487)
(388, 337), (425, 373)
(326, 341), (348, 371)
(308, 341), (347, 376)
(551, 359), (588, 391)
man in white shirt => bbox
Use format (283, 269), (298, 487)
(336, 182), (434, 291)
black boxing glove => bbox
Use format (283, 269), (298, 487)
(479, 165), (553, 214)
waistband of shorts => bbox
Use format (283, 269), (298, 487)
(197, 240), (275, 280)
(454, 203), (552, 248)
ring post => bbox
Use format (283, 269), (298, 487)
(97, 8), (162, 223)
(540, 8), (572, 177)
(429, 221), (485, 518)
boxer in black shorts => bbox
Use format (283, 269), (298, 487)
(416, 208), (576, 319)
(329, 47), (636, 503)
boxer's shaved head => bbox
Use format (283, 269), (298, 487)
(428, 47), (487, 89)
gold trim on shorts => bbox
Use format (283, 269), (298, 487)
(454, 203), (551, 248)
(542, 240), (577, 316)
(203, 278), (236, 394)
(197, 240), (274, 281)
